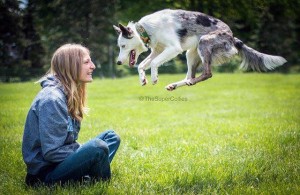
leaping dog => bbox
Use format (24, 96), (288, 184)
(113, 9), (287, 91)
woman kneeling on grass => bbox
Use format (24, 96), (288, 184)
(22, 43), (120, 186)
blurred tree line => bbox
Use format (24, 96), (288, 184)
(0, 0), (299, 82)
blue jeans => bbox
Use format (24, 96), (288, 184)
(44, 130), (120, 184)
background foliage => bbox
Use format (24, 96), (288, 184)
(0, 0), (299, 82)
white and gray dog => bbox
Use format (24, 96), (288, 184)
(113, 9), (287, 91)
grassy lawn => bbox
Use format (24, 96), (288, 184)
(0, 73), (299, 194)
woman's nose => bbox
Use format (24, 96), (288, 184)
(91, 62), (96, 69)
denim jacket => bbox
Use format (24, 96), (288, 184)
(22, 75), (81, 175)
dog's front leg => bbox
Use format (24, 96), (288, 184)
(138, 58), (151, 86)
(150, 47), (182, 84)
(138, 50), (158, 86)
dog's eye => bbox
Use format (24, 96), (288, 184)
(121, 45), (125, 48)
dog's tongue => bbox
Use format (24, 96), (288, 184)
(129, 50), (136, 67)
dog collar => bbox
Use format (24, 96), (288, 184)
(135, 23), (151, 48)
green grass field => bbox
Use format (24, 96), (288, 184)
(0, 73), (299, 194)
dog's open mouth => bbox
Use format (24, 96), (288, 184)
(129, 50), (136, 67)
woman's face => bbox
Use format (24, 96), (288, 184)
(79, 52), (96, 83)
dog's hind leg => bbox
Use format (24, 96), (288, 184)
(186, 36), (213, 86)
(185, 48), (201, 80)
(165, 48), (201, 91)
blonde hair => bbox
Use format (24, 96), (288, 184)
(50, 43), (90, 121)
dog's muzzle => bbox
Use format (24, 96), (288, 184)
(117, 61), (122, 65)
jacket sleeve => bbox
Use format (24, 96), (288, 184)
(38, 94), (79, 163)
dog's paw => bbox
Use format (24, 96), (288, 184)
(151, 76), (158, 85)
(165, 84), (177, 91)
(141, 78), (148, 86)
(186, 79), (196, 86)
(152, 80), (158, 85)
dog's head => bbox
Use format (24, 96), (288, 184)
(113, 23), (147, 67)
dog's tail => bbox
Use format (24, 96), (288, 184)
(233, 37), (287, 72)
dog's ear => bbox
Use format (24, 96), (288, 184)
(118, 23), (133, 39)
(113, 25), (121, 34)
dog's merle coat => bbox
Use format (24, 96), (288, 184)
(114, 9), (286, 90)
